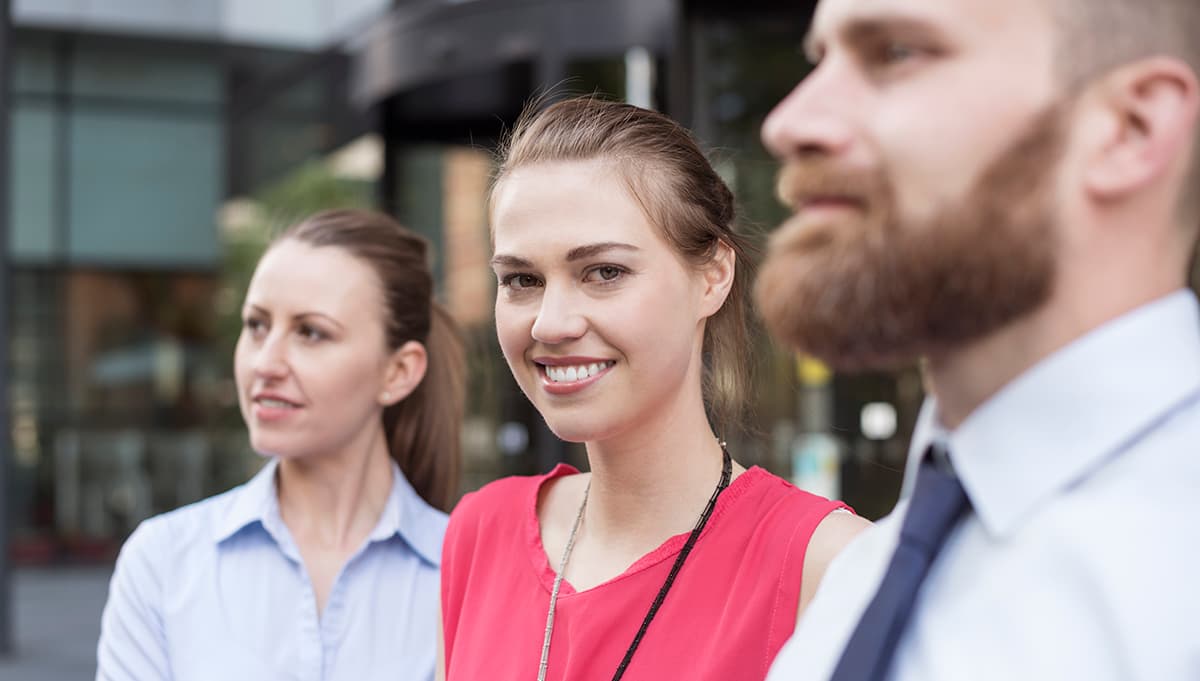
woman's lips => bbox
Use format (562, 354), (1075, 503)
(251, 395), (302, 423)
(535, 359), (616, 396)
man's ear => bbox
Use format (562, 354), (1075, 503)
(379, 340), (429, 407)
(1083, 57), (1200, 202)
(699, 240), (736, 319)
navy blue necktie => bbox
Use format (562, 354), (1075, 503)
(829, 446), (971, 681)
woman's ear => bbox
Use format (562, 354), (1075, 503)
(699, 240), (736, 319)
(379, 340), (429, 407)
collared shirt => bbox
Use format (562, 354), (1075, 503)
(96, 457), (447, 681)
(767, 290), (1200, 681)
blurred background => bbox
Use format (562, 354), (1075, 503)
(0, 0), (1196, 678)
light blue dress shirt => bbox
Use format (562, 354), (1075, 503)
(96, 457), (447, 681)
(769, 289), (1200, 680)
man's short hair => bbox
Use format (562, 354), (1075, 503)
(1055, 0), (1200, 83)
(1054, 0), (1200, 226)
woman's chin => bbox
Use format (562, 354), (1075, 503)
(542, 417), (621, 448)
(248, 437), (310, 461)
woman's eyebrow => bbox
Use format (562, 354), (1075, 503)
(565, 242), (640, 262)
(490, 254), (534, 268)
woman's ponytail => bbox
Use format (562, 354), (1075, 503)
(383, 302), (465, 512)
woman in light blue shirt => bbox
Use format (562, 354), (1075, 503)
(96, 209), (466, 681)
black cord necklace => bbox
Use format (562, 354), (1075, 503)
(537, 445), (734, 681)
(611, 445), (733, 680)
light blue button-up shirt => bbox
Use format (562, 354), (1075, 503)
(96, 457), (447, 681)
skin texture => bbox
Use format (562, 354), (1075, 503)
(235, 239), (427, 614)
(758, 0), (1199, 428)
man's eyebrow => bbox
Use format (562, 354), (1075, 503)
(805, 13), (944, 63)
(565, 242), (639, 262)
(847, 15), (941, 45)
(490, 254), (534, 268)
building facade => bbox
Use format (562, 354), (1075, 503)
(4, 0), (387, 562)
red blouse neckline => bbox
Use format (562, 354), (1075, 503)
(524, 463), (771, 598)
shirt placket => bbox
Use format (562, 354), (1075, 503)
(295, 559), (324, 681)
(266, 513), (325, 681)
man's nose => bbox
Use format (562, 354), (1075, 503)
(761, 60), (859, 161)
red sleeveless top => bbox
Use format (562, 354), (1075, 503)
(441, 464), (850, 681)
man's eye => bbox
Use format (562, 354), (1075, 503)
(879, 42), (921, 65)
(501, 273), (543, 290)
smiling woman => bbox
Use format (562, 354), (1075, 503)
(96, 210), (466, 681)
(438, 97), (871, 681)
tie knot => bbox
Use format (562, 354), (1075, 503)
(899, 446), (970, 552)
(928, 440), (954, 474)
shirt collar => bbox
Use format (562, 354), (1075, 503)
(371, 461), (448, 566)
(212, 456), (280, 544)
(212, 457), (448, 566)
(908, 289), (1200, 538)
(901, 402), (947, 502)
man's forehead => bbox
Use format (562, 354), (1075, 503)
(809, 0), (1049, 48)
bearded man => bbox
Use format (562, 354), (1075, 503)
(758, 1), (1200, 679)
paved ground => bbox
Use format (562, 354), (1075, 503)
(0, 566), (112, 681)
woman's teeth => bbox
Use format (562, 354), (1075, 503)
(544, 361), (614, 383)
(257, 398), (296, 408)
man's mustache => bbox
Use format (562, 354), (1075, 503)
(775, 160), (890, 213)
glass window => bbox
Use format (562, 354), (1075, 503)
(13, 34), (58, 96)
(7, 268), (249, 561)
(235, 60), (344, 194)
(70, 40), (222, 105)
(8, 102), (59, 261)
(67, 108), (223, 267)
(241, 116), (320, 195)
(394, 145), (447, 279)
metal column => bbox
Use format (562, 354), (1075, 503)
(0, 0), (16, 655)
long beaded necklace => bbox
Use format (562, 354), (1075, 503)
(537, 445), (734, 681)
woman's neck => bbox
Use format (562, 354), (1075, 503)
(581, 393), (739, 551)
(276, 427), (394, 552)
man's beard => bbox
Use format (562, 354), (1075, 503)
(754, 104), (1067, 372)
